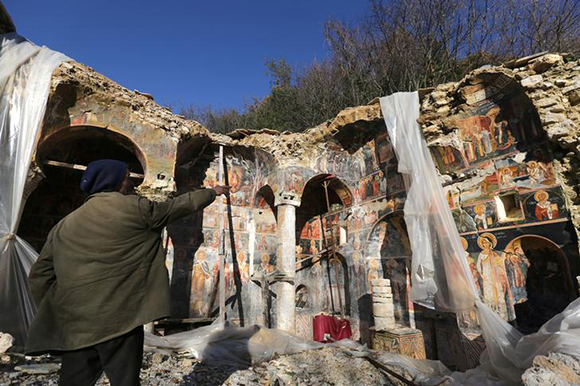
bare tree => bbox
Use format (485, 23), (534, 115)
(179, 0), (580, 134)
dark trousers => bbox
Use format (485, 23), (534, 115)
(60, 326), (144, 386)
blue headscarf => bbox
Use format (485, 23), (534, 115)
(80, 159), (128, 195)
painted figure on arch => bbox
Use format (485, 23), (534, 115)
(460, 237), (482, 296)
(190, 248), (212, 316)
(474, 204), (491, 230)
(476, 233), (513, 320)
(502, 239), (530, 303)
(534, 190), (559, 221)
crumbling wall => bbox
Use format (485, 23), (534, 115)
(39, 61), (210, 199)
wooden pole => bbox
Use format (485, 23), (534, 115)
(218, 146), (226, 325)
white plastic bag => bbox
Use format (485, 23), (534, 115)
(0, 33), (68, 345)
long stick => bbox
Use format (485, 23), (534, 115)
(218, 145), (226, 325)
(322, 181), (336, 314)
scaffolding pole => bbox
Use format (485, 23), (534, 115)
(218, 145), (226, 325)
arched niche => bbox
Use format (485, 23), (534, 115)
(296, 174), (353, 250)
(503, 235), (577, 333)
(18, 126), (145, 252)
(325, 252), (351, 317)
(365, 212), (413, 327)
(253, 185), (278, 275)
(36, 125), (146, 171)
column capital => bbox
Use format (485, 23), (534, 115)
(275, 191), (300, 207)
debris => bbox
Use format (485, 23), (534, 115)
(0, 332), (13, 354)
(14, 363), (61, 374)
(522, 352), (580, 385)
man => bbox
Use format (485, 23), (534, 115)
(25, 159), (228, 386)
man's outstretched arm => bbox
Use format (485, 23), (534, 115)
(139, 186), (229, 230)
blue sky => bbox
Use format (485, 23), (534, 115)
(5, 0), (367, 111)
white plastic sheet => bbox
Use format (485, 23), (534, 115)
(0, 33), (68, 345)
(145, 322), (325, 367)
(379, 92), (580, 384)
(380, 92), (477, 313)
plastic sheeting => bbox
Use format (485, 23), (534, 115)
(0, 33), (68, 345)
(379, 92), (580, 384)
(145, 322), (326, 367)
(380, 92), (477, 313)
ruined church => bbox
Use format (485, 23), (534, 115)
(3, 4), (580, 373)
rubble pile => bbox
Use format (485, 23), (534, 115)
(522, 352), (580, 386)
(0, 352), (61, 386)
(222, 347), (398, 386)
(0, 347), (411, 386)
(3, 343), (580, 385)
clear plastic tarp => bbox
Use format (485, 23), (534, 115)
(0, 33), (68, 345)
(145, 322), (326, 367)
(379, 92), (580, 384)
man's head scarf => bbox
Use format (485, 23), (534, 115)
(80, 159), (128, 195)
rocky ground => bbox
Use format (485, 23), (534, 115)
(4, 346), (580, 385)
(0, 347), (412, 386)
(522, 352), (580, 386)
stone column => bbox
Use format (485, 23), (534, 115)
(371, 279), (395, 331)
(275, 203), (297, 333)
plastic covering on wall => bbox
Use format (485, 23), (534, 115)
(0, 33), (68, 345)
(379, 92), (580, 384)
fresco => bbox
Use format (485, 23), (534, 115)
(459, 230), (568, 323)
(523, 189), (565, 221)
(253, 235), (277, 275)
(354, 171), (387, 202)
(432, 92), (543, 175)
(448, 163), (567, 235)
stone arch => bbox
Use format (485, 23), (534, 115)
(300, 173), (354, 210)
(324, 252), (351, 317)
(36, 125), (146, 173)
(503, 234), (576, 332)
(296, 174), (353, 253)
(295, 284), (309, 310)
(18, 125), (145, 252)
(253, 185), (278, 274)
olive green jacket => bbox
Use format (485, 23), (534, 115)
(25, 189), (216, 354)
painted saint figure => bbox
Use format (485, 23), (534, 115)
(527, 161), (547, 184)
(503, 241), (530, 302)
(191, 249), (212, 316)
(474, 204), (490, 230)
(476, 233), (512, 320)
(237, 252), (250, 282)
(534, 190), (558, 220)
(500, 167), (515, 188)
(259, 253), (274, 275)
(460, 237), (483, 297)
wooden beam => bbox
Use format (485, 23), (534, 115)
(44, 160), (144, 179)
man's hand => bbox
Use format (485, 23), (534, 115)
(213, 185), (230, 196)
